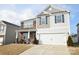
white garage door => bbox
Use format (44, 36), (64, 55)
(39, 34), (67, 45)
(0, 37), (3, 45)
(40, 34), (53, 44)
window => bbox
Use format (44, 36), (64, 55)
(55, 14), (64, 23)
(23, 20), (33, 28)
(39, 16), (49, 25)
(38, 17), (41, 25)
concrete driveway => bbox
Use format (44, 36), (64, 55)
(20, 45), (70, 55)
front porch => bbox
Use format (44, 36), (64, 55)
(16, 29), (38, 44)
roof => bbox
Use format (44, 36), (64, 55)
(1, 20), (20, 27)
(45, 5), (69, 12)
(21, 18), (36, 23)
(37, 5), (70, 16)
(21, 5), (70, 22)
(17, 28), (36, 32)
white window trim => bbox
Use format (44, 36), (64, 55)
(55, 14), (64, 23)
(39, 16), (48, 25)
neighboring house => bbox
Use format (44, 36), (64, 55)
(71, 34), (78, 43)
(77, 23), (79, 43)
(0, 20), (19, 45)
(17, 5), (70, 45)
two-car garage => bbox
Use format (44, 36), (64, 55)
(39, 33), (68, 45)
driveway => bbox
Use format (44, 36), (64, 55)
(20, 45), (70, 55)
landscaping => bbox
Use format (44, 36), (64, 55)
(0, 43), (79, 55)
(68, 43), (79, 55)
(0, 44), (33, 55)
(68, 47), (79, 55)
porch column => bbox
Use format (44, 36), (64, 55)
(15, 30), (18, 43)
(28, 31), (30, 39)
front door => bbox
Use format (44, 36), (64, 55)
(23, 32), (29, 43)
(23, 32), (28, 41)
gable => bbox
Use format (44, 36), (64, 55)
(45, 5), (68, 12)
(37, 5), (69, 16)
(0, 21), (6, 26)
(2, 21), (19, 27)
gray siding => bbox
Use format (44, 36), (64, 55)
(4, 24), (19, 44)
(0, 24), (6, 45)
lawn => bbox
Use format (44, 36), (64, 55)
(68, 44), (79, 55)
(0, 44), (79, 55)
(68, 47), (79, 55)
(0, 44), (33, 55)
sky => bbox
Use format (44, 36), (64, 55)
(0, 4), (78, 34)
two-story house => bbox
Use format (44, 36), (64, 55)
(0, 20), (19, 45)
(17, 5), (70, 45)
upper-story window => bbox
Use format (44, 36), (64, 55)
(55, 14), (64, 23)
(23, 20), (33, 28)
(39, 16), (49, 25)
(0, 25), (4, 32)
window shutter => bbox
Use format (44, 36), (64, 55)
(62, 14), (64, 23)
(55, 16), (56, 23)
(46, 16), (48, 24)
(39, 17), (41, 25)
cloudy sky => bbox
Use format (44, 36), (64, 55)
(0, 4), (78, 34)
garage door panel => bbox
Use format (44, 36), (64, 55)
(40, 34), (53, 44)
(39, 34), (67, 45)
(52, 34), (67, 44)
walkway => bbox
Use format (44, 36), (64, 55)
(20, 45), (70, 55)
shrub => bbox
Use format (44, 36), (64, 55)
(33, 37), (39, 44)
(67, 36), (73, 46)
